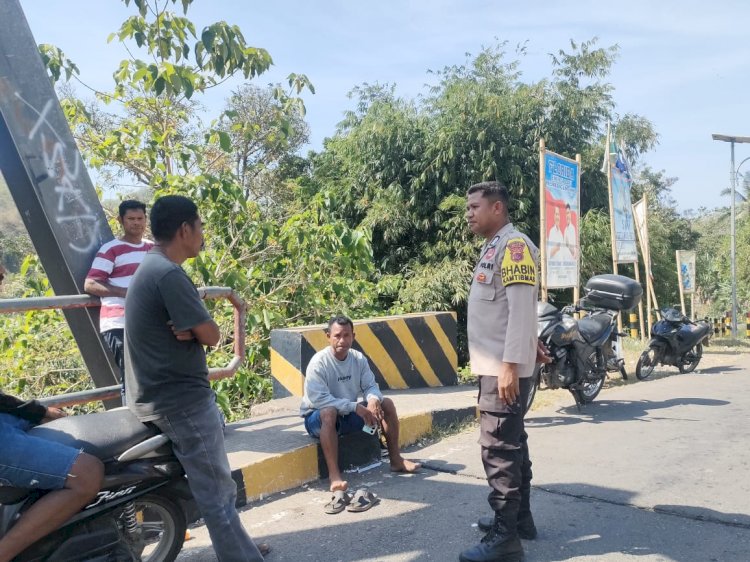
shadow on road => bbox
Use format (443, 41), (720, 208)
(179, 472), (749, 562)
(527, 397), (730, 428)
(528, 482), (750, 561)
(697, 365), (744, 374)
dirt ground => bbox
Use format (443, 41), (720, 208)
(528, 336), (750, 412)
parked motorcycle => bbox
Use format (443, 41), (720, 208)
(635, 307), (711, 380)
(0, 409), (198, 562)
(526, 274), (643, 411)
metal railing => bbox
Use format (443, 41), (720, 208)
(0, 287), (246, 408)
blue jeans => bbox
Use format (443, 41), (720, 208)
(0, 413), (81, 490)
(151, 399), (263, 562)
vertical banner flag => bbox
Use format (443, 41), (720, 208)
(677, 250), (696, 294)
(543, 151), (580, 288)
(632, 197), (650, 276)
(604, 127), (638, 262)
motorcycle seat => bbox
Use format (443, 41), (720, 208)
(27, 408), (159, 462)
(0, 486), (33, 505)
(577, 314), (612, 344)
(681, 322), (711, 339)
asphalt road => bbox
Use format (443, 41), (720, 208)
(177, 350), (750, 562)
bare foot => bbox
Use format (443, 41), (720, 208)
(391, 459), (422, 473)
(330, 479), (349, 492)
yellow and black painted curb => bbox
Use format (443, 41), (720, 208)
(232, 405), (478, 506)
(270, 312), (458, 398)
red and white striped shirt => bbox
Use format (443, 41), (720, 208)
(86, 239), (154, 332)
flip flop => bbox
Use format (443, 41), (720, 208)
(346, 489), (380, 512)
(324, 490), (352, 514)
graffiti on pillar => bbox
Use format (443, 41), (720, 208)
(14, 94), (101, 254)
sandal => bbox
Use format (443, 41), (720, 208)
(346, 489), (380, 512)
(324, 490), (352, 514)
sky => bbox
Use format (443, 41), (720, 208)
(17, 0), (750, 213)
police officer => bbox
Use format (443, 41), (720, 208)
(460, 181), (541, 562)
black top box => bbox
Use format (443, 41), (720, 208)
(583, 274), (643, 311)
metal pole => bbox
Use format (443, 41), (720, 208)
(731, 141), (738, 338)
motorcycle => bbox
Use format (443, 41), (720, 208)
(635, 307), (711, 380)
(0, 409), (199, 562)
(526, 274), (643, 411)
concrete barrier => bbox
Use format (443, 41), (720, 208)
(270, 312), (458, 398)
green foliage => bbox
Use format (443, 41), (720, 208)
(0, 257), (93, 414)
(309, 39), (666, 356)
(38, 44), (79, 83)
(20, 0), (368, 421)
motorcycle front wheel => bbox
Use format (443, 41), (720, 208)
(574, 376), (604, 404)
(679, 343), (703, 374)
(524, 366), (541, 415)
(126, 493), (187, 562)
(635, 348), (658, 380)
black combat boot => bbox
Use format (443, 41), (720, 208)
(460, 508), (524, 562)
(476, 512), (536, 540)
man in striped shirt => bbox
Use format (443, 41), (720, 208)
(85, 200), (153, 384)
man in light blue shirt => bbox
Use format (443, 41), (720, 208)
(301, 315), (421, 493)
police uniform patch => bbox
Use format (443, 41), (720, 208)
(501, 238), (537, 286)
(483, 247), (496, 260)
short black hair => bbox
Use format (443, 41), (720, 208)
(467, 181), (510, 208)
(325, 315), (354, 334)
(150, 195), (199, 242)
(565, 203), (571, 211)
(118, 199), (147, 219)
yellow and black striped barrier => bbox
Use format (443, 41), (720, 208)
(712, 317), (720, 336)
(270, 312), (458, 398)
(628, 312), (638, 339)
(746, 311), (750, 339)
(724, 313), (731, 336)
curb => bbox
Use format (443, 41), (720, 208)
(232, 405), (478, 507)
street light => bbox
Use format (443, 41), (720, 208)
(711, 133), (750, 338)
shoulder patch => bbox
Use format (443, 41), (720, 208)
(501, 238), (537, 286)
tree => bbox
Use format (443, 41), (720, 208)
(310, 39), (659, 333)
(2, 0), (373, 421)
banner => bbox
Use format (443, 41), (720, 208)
(542, 151), (580, 288)
(632, 197), (650, 275)
(604, 126), (638, 263)
(677, 250), (696, 294)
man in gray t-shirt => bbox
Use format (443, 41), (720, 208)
(300, 315), (422, 494)
(125, 195), (267, 562)
(125, 248), (212, 419)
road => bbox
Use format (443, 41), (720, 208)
(177, 350), (750, 561)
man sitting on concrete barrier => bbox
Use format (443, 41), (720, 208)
(300, 315), (422, 493)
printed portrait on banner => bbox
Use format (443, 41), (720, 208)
(543, 152), (579, 288)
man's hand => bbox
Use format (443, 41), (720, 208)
(497, 363), (520, 405)
(366, 397), (383, 422)
(355, 403), (378, 427)
(168, 321), (195, 341)
(536, 339), (552, 364)
(41, 406), (67, 424)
